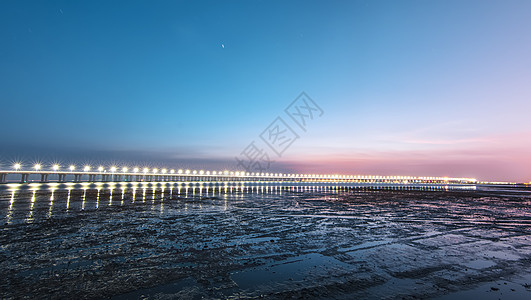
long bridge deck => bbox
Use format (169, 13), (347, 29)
(0, 169), (477, 185)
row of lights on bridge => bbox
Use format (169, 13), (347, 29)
(7, 163), (476, 182)
(12, 163), (238, 176)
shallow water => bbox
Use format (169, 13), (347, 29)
(1, 183), (530, 299)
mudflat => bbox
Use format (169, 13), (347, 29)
(1, 184), (530, 299)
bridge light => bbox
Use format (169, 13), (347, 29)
(186, 170), (191, 174)
(13, 163), (21, 170)
(83, 165), (91, 172)
(152, 168), (158, 174)
(170, 169), (175, 174)
(110, 166), (117, 172)
(133, 167), (139, 173)
(98, 166), (104, 172)
(122, 167), (128, 173)
(192, 170), (197, 175)
(199, 170), (204, 175)
(206, 171), (210, 175)
(143, 168), (149, 173)
(34, 164), (41, 171)
(178, 169), (183, 174)
(52, 164), (60, 171)
(69, 165), (76, 171)
(161, 169), (167, 174)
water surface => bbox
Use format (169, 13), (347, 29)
(1, 183), (530, 299)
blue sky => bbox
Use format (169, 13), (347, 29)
(1, 0), (531, 181)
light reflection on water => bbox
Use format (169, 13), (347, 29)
(0, 182), (475, 225)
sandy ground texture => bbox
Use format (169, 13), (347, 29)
(1, 183), (530, 299)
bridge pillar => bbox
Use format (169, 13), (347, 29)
(74, 174), (81, 182)
(40, 174), (49, 183)
(0, 173), (6, 183)
(20, 173), (29, 183)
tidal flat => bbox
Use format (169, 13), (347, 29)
(1, 184), (530, 299)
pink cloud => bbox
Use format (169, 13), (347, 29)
(279, 131), (531, 182)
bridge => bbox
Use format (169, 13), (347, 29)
(0, 164), (477, 185)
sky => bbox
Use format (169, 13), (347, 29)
(1, 0), (530, 182)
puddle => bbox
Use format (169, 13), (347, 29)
(435, 279), (531, 300)
(463, 259), (496, 269)
(483, 250), (521, 261)
(232, 252), (351, 290)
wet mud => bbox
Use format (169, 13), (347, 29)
(1, 184), (530, 299)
